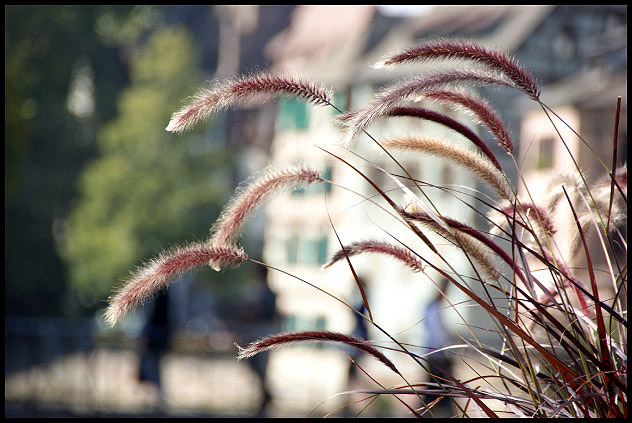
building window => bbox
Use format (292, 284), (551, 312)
(332, 88), (350, 114)
(536, 137), (554, 169)
(277, 97), (308, 130)
(286, 234), (329, 266)
(286, 235), (299, 264)
(315, 316), (326, 330)
(283, 314), (327, 332)
(283, 314), (328, 349)
(284, 314), (296, 331)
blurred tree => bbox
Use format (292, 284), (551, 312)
(5, 6), (150, 317)
(63, 25), (240, 311)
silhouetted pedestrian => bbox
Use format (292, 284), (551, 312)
(138, 289), (171, 407)
(421, 279), (455, 416)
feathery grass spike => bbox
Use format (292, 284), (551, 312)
(166, 72), (333, 133)
(378, 39), (540, 100)
(208, 165), (322, 270)
(106, 244), (246, 326)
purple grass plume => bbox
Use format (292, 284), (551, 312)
(324, 240), (425, 273)
(382, 109), (504, 172)
(166, 71), (333, 133)
(236, 330), (400, 375)
(493, 201), (557, 239)
(339, 70), (514, 148)
(381, 136), (513, 200)
(421, 88), (515, 153)
(105, 243), (246, 326)
(208, 165), (322, 270)
(376, 39), (540, 100)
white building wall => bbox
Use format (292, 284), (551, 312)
(261, 86), (484, 410)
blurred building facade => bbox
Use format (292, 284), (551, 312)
(6, 5), (624, 417)
(255, 5), (627, 413)
(259, 6), (489, 411)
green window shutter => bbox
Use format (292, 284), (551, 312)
(301, 238), (317, 264)
(295, 100), (308, 129)
(291, 186), (305, 196)
(284, 315), (296, 331)
(321, 165), (332, 193)
(277, 98), (294, 130)
(288, 234), (327, 265)
(315, 316), (326, 330)
(317, 236), (328, 266)
(286, 235), (298, 263)
(332, 90), (347, 114)
(278, 98), (309, 130)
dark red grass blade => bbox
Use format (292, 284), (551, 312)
(445, 372), (498, 418)
(237, 331), (410, 391)
(607, 97), (622, 233)
(316, 146), (439, 255)
(510, 200), (521, 323)
(422, 89), (514, 153)
(381, 39), (540, 100)
(423, 260), (587, 396)
(327, 205), (374, 323)
(337, 349), (423, 418)
(562, 187), (616, 412)
(386, 106), (503, 171)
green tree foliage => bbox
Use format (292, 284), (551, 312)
(5, 6), (142, 317)
(64, 26), (236, 308)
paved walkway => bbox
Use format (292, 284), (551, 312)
(5, 348), (264, 417)
(6, 345), (524, 417)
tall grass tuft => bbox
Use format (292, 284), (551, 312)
(107, 39), (626, 417)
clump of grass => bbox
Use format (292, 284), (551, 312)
(107, 38), (626, 418)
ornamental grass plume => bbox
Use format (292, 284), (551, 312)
(488, 200), (557, 239)
(375, 38), (541, 100)
(339, 70), (515, 148)
(381, 135), (513, 200)
(166, 71), (333, 133)
(236, 330), (401, 375)
(207, 165), (322, 270)
(324, 240), (425, 273)
(538, 165), (628, 258)
(403, 210), (503, 282)
(579, 165), (628, 232)
(105, 243), (246, 326)
(420, 88), (515, 153)
(384, 106), (503, 171)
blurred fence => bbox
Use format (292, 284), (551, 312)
(6, 317), (94, 375)
(5, 316), (265, 417)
